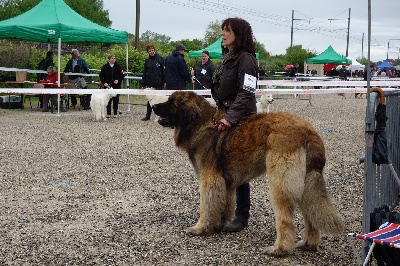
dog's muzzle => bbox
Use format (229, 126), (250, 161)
(157, 117), (176, 127)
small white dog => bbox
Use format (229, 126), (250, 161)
(90, 88), (117, 121)
(256, 94), (274, 113)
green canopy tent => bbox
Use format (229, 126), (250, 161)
(306, 45), (351, 64)
(188, 37), (260, 59)
(0, 0), (129, 82)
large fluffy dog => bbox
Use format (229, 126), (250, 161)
(153, 91), (344, 257)
(90, 88), (116, 121)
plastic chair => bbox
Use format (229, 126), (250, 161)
(25, 83), (44, 109)
(349, 222), (400, 266)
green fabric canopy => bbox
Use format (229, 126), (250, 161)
(188, 37), (260, 59)
(306, 45), (351, 64)
(0, 0), (128, 44)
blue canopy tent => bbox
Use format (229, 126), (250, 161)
(376, 61), (392, 69)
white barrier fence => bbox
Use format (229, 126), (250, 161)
(0, 87), (399, 96)
(1, 79), (399, 96)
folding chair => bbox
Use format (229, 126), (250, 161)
(25, 83), (44, 109)
(349, 222), (400, 266)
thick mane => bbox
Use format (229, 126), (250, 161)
(174, 92), (217, 148)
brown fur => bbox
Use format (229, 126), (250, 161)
(152, 91), (344, 257)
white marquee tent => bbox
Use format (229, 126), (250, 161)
(346, 56), (365, 71)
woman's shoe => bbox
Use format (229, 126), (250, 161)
(223, 215), (248, 232)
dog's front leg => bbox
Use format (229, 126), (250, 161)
(185, 173), (231, 236)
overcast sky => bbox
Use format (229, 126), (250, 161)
(103, 0), (400, 62)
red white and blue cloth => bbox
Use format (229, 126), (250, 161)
(349, 222), (400, 266)
(350, 222), (400, 248)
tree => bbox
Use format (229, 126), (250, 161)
(65, 0), (111, 27)
(138, 30), (173, 54)
(0, 0), (111, 27)
(358, 57), (370, 67)
(256, 42), (270, 61)
(203, 20), (221, 46)
(140, 30), (171, 46)
(285, 45), (317, 73)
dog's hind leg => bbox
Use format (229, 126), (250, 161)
(265, 151), (306, 257)
(185, 171), (234, 235)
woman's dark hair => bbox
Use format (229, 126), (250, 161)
(46, 51), (54, 58)
(221, 17), (256, 57)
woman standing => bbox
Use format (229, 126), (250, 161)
(191, 50), (216, 90)
(141, 44), (165, 121)
(211, 17), (258, 232)
(99, 54), (125, 117)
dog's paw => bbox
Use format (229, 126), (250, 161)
(184, 226), (209, 236)
(265, 245), (291, 257)
(295, 240), (318, 251)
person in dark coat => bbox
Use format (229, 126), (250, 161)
(64, 49), (91, 107)
(141, 44), (165, 121)
(338, 65), (348, 80)
(99, 54), (125, 117)
(165, 44), (192, 90)
(289, 64), (299, 77)
(37, 50), (54, 82)
(211, 17), (258, 233)
(190, 50), (216, 90)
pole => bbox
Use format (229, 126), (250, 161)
(387, 41), (389, 60)
(362, 0), (372, 262)
(362, 32), (364, 59)
(290, 10), (294, 49)
(135, 0), (140, 51)
(346, 8), (351, 57)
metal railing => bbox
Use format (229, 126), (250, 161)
(361, 89), (400, 261)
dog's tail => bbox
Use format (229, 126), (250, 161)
(301, 135), (344, 235)
(301, 170), (345, 235)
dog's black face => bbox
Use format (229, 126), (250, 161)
(152, 91), (202, 128)
(152, 95), (179, 127)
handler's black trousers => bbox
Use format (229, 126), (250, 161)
(236, 182), (250, 219)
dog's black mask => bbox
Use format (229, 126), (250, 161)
(153, 102), (177, 128)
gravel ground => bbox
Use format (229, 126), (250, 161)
(0, 94), (367, 265)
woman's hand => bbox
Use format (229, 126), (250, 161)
(216, 118), (231, 132)
(113, 80), (119, 84)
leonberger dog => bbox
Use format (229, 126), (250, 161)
(152, 91), (344, 257)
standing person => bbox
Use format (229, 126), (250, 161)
(258, 66), (266, 80)
(305, 66), (311, 76)
(141, 44), (165, 121)
(165, 44), (192, 90)
(99, 54), (125, 117)
(37, 51), (54, 82)
(338, 65), (348, 80)
(289, 63), (300, 98)
(64, 49), (91, 108)
(190, 50), (216, 90)
(289, 63), (299, 77)
(359, 64), (375, 98)
(211, 17), (258, 232)
(68, 65), (91, 110)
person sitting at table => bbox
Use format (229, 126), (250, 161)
(39, 66), (66, 112)
(68, 65), (91, 110)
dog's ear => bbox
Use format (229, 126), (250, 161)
(177, 94), (201, 125)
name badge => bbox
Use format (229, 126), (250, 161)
(243, 73), (256, 93)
